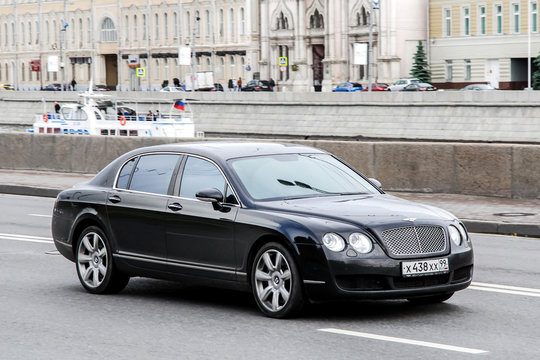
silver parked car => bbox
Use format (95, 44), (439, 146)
(387, 78), (420, 91)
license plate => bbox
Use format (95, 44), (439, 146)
(401, 258), (449, 277)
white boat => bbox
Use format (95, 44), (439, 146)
(31, 91), (196, 138)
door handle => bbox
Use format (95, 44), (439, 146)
(108, 195), (121, 204)
(168, 203), (183, 212)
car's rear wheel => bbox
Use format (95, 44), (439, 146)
(407, 292), (454, 304)
(75, 226), (129, 294)
(251, 242), (304, 318)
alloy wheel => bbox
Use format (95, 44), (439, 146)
(254, 249), (293, 313)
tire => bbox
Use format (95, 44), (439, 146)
(407, 292), (454, 304)
(75, 226), (129, 294)
(251, 242), (304, 318)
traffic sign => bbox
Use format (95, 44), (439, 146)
(278, 57), (288, 66)
(136, 67), (146, 77)
(280, 66), (287, 73)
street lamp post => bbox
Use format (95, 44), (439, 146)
(191, 14), (200, 92)
(368, 0), (379, 92)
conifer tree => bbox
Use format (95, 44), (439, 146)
(533, 53), (540, 90)
(410, 41), (431, 83)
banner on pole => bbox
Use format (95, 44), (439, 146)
(353, 43), (368, 65)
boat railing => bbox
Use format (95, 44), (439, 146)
(103, 113), (188, 122)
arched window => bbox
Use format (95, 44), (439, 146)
(205, 10), (210, 37)
(164, 13), (168, 40)
(173, 12), (178, 39)
(101, 17), (117, 42)
(124, 15), (129, 44)
(219, 9), (224, 37)
(35, 20), (39, 44)
(277, 12), (288, 30)
(142, 14), (147, 40)
(79, 18), (83, 47)
(195, 11), (200, 36)
(133, 15), (138, 41)
(186, 11), (191, 37)
(12, 22), (16, 46)
(240, 8), (245, 35)
(361, 6), (368, 26)
(87, 18), (91, 43)
(21, 62), (25, 82)
(155, 14), (159, 40)
(4, 23), (8, 46)
(20, 22), (25, 46)
(229, 8), (235, 37)
(28, 21), (32, 45)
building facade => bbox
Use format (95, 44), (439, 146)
(429, 0), (540, 89)
(0, 0), (428, 91)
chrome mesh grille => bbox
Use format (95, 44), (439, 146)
(381, 225), (447, 257)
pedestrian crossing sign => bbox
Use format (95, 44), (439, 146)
(278, 57), (288, 66)
(136, 67), (146, 77)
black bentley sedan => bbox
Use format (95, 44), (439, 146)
(52, 142), (473, 318)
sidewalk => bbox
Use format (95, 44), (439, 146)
(0, 169), (539, 238)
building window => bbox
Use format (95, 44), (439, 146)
(133, 15), (138, 41)
(532, 2), (538, 32)
(240, 8), (245, 35)
(495, 4), (503, 34)
(79, 18), (83, 47)
(205, 10), (210, 37)
(21, 62), (25, 82)
(219, 9), (224, 37)
(155, 14), (159, 40)
(464, 59), (471, 80)
(479, 6), (486, 35)
(229, 9), (235, 37)
(277, 12), (289, 30)
(446, 60), (453, 81)
(21, 22), (25, 46)
(174, 12), (178, 39)
(52, 20), (56, 44)
(28, 21), (32, 45)
(195, 11), (200, 36)
(87, 18), (91, 44)
(444, 8), (452, 36)
(186, 11), (191, 37)
(143, 14), (147, 40)
(101, 17), (117, 42)
(310, 9), (324, 29)
(35, 20), (39, 44)
(164, 13), (168, 40)
(513, 3), (520, 33)
(463, 7), (470, 35)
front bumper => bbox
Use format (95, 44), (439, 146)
(297, 243), (474, 302)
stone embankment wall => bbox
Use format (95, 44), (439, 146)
(2, 90), (540, 143)
(0, 133), (538, 199)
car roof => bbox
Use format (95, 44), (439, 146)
(129, 141), (327, 161)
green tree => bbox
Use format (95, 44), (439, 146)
(533, 53), (540, 90)
(410, 41), (431, 83)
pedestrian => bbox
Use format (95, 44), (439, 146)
(228, 79), (234, 92)
(173, 78), (180, 88)
(269, 78), (275, 92)
(232, 78), (238, 91)
(54, 101), (60, 113)
(237, 77), (242, 91)
(71, 79), (77, 91)
(155, 110), (160, 119)
(146, 110), (154, 121)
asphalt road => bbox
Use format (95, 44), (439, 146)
(1, 193), (539, 359)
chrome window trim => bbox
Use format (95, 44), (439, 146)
(112, 151), (243, 208)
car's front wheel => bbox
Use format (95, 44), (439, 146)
(251, 242), (304, 318)
(75, 226), (129, 294)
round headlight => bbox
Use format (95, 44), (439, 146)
(449, 226), (462, 246)
(349, 233), (373, 254)
(322, 233), (346, 252)
(458, 223), (468, 242)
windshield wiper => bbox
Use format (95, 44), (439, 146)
(277, 179), (334, 194)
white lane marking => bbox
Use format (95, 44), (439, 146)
(469, 285), (540, 298)
(0, 233), (53, 244)
(472, 282), (540, 294)
(28, 213), (52, 218)
(318, 328), (488, 355)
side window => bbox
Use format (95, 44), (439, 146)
(116, 158), (137, 189)
(128, 154), (180, 195)
(180, 156), (226, 200)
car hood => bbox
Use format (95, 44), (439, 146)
(257, 194), (456, 228)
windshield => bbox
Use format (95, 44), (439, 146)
(229, 153), (380, 201)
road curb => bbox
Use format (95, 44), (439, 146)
(462, 219), (540, 238)
(0, 185), (59, 198)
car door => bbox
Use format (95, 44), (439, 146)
(165, 155), (239, 280)
(106, 153), (182, 272)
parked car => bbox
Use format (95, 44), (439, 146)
(42, 83), (63, 91)
(0, 83), (14, 91)
(242, 80), (271, 91)
(461, 84), (496, 91)
(361, 83), (389, 91)
(93, 85), (110, 92)
(52, 142), (474, 318)
(160, 86), (185, 92)
(386, 78), (420, 91)
(197, 83), (224, 92)
(402, 82), (438, 91)
(332, 82), (363, 92)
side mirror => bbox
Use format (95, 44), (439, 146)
(368, 178), (382, 189)
(196, 188), (224, 203)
